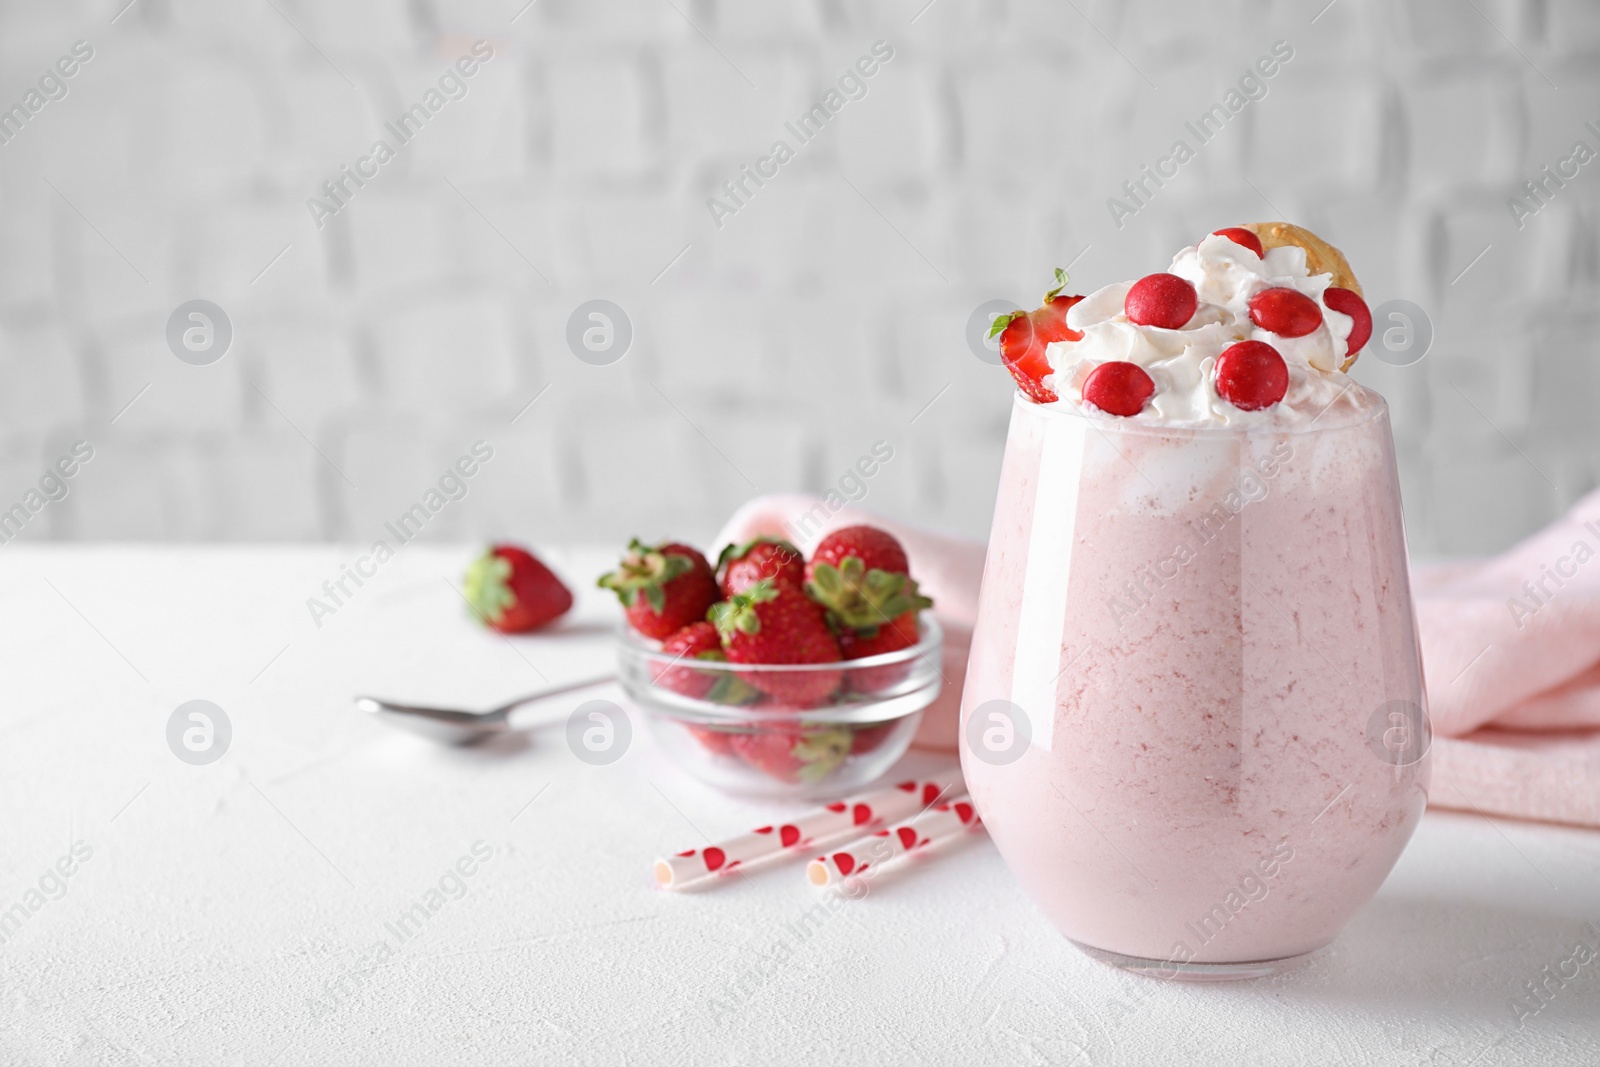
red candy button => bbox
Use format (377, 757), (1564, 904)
(1212, 227), (1264, 257)
(1323, 287), (1372, 356)
(1214, 341), (1288, 411)
(1124, 273), (1198, 330)
(1248, 287), (1323, 338)
(1082, 361), (1156, 417)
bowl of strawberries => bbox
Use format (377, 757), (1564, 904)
(600, 526), (943, 798)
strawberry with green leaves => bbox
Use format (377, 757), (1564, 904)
(989, 268), (1085, 404)
(463, 544), (574, 634)
(806, 526), (932, 693)
(729, 725), (853, 784)
(598, 539), (720, 640)
(805, 526), (932, 632)
(653, 619), (760, 715)
(710, 580), (843, 707)
(716, 537), (805, 598)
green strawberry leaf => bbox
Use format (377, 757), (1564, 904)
(715, 536), (799, 572)
(988, 310), (1021, 340)
(792, 728), (852, 783)
(710, 579), (779, 639)
(1044, 267), (1069, 301)
(706, 672), (761, 705)
(463, 551), (515, 625)
(598, 538), (695, 615)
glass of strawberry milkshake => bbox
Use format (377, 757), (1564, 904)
(962, 225), (1430, 979)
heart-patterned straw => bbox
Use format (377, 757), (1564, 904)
(805, 795), (981, 886)
(653, 779), (959, 890)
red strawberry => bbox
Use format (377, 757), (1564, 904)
(839, 611), (922, 694)
(1212, 227), (1264, 257)
(463, 544), (573, 634)
(989, 269), (1085, 404)
(686, 725), (738, 757)
(1323, 287), (1372, 357)
(653, 622), (719, 698)
(805, 526), (933, 632)
(710, 581), (842, 706)
(716, 537), (805, 598)
(655, 622), (761, 707)
(598, 539), (720, 640)
(848, 720), (897, 755)
(729, 726), (852, 784)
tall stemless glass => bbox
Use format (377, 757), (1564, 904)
(961, 392), (1430, 980)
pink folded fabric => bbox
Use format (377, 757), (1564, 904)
(713, 489), (1600, 829)
(1414, 486), (1600, 827)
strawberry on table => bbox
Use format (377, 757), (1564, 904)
(729, 726), (852, 785)
(598, 539), (720, 640)
(710, 580), (843, 707)
(989, 268), (1085, 404)
(716, 537), (805, 598)
(463, 544), (573, 634)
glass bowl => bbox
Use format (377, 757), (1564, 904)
(617, 617), (943, 798)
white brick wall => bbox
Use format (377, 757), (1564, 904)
(0, 0), (1594, 556)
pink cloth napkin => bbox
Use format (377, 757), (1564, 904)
(713, 490), (1600, 829)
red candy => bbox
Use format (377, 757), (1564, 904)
(1214, 341), (1288, 411)
(1212, 227), (1264, 257)
(1248, 287), (1323, 338)
(1323, 287), (1372, 356)
(1124, 273), (1197, 330)
(1081, 361), (1156, 417)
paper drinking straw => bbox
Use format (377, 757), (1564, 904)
(653, 779), (959, 890)
(805, 796), (981, 886)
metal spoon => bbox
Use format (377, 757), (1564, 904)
(355, 672), (615, 744)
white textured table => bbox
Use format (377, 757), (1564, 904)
(2, 547), (1597, 1066)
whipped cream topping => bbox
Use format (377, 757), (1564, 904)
(1045, 233), (1375, 428)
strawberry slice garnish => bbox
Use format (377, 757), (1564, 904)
(1212, 227), (1265, 257)
(989, 269), (1084, 404)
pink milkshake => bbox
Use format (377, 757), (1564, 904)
(963, 227), (1428, 979)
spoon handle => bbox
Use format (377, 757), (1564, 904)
(499, 672), (616, 720)
(355, 673), (617, 729)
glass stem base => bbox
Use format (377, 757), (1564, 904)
(1070, 939), (1321, 982)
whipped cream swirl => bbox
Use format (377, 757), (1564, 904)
(1045, 233), (1375, 428)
